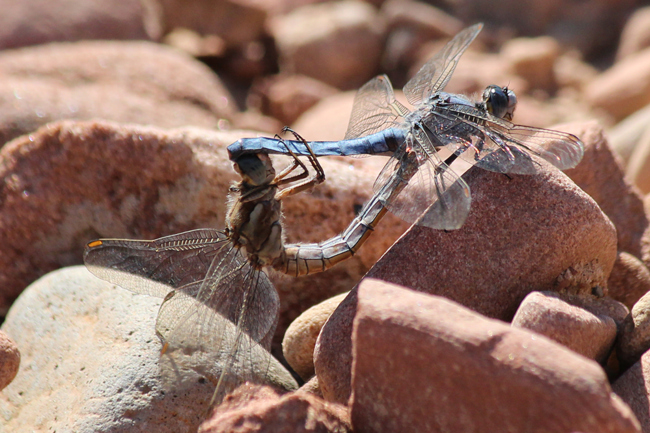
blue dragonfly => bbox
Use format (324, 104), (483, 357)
(228, 23), (584, 230)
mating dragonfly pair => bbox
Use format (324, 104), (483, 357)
(84, 23), (584, 409)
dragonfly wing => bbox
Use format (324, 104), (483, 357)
(156, 244), (280, 403)
(424, 104), (585, 174)
(83, 229), (229, 298)
(345, 74), (408, 140)
(484, 124), (585, 173)
(372, 142), (471, 230)
(403, 23), (483, 107)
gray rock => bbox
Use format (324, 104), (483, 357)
(0, 266), (297, 433)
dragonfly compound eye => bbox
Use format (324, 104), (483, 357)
(233, 153), (276, 186)
(483, 85), (517, 121)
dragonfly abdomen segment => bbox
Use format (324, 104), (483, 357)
(277, 194), (388, 277)
(227, 128), (406, 159)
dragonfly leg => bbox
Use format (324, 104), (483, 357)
(275, 129), (326, 200)
(283, 127), (325, 183)
(272, 134), (309, 185)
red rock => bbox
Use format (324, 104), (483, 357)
(199, 383), (351, 433)
(0, 330), (19, 391)
(501, 36), (560, 92)
(586, 48), (650, 121)
(283, 292), (349, 381)
(512, 291), (616, 363)
(0, 40), (235, 146)
(269, 1), (386, 90)
(608, 252), (650, 309)
(0, 120), (409, 348)
(159, 0), (267, 46)
(350, 279), (640, 433)
(613, 350), (650, 431)
(618, 289), (650, 368)
(316, 154), (617, 403)
(249, 74), (339, 125)
(563, 121), (648, 260)
(0, 0), (160, 50)
(617, 6), (650, 60)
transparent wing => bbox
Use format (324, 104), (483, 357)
(372, 135), (471, 230)
(155, 244), (281, 405)
(403, 23), (483, 107)
(83, 229), (230, 298)
(344, 74), (410, 140)
(423, 104), (585, 174)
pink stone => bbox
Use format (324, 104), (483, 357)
(350, 279), (640, 433)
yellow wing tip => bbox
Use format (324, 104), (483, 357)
(87, 240), (103, 248)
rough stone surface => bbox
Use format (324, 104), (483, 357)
(613, 350), (650, 432)
(608, 252), (650, 309)
(199, 383), (351, 433)
(315, 159), (617, 404)
(0, 0), (161, 50)
(617, 6), (650, 60)
(0, 266), (297, 432)
(563, 121), (648, 259)
(270, 1), (386, 90)
(618, 289), (650, 368)
(283, 292), (349, 380)
(0, 40), (235, 147)
(314, 161), (616, 402)
(586, 48), (650, 121)
(350, 279), (640, 433)
(368, 165), (616, 319)
(0, 331), (19, 392)
(0, 120), (409, 350)
(512, 291), (617, 363)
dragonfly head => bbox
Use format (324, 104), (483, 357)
(482, 85), (517, 121)
(232, 153), (275, 186)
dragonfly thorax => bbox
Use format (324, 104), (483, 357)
(225, 183), (285, 268)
